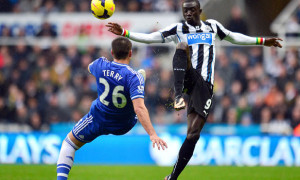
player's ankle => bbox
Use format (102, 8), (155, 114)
(169, 174), (178, 180)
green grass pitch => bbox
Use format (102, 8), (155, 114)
(0, 165), (299, 180)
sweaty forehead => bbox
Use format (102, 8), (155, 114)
(182, 1), (198, 8)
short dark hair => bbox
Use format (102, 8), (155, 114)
(183, 0), (201, 8)
(111, 37), (132, 60)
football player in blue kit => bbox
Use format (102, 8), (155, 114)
(56, 37), (168, 180)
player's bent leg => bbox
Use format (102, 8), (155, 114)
(173, 42), (189, 111)
(166, 112), (205, 180)
(57, 132), (86, 180)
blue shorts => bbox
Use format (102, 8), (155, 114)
(72, 102), (137, 143)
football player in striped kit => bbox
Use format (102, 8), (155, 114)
(107, 0), (282, 179)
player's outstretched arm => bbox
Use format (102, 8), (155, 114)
(132, 98), (168, 150)
(224, 32), (283, 48)
(106, 22), (164, 44)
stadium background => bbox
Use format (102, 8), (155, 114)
(1, 0), (300, 179)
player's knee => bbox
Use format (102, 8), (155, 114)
(186, 133), (200, 144)
(176, 42), (188, 51)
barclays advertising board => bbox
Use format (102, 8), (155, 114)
(0, 133), (300, 166)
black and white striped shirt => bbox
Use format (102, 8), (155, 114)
(128, 19), (260, 84)
(159, 19), (230, 85)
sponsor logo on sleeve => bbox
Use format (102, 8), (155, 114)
(137, 85), (144, 93)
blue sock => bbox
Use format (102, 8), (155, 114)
(57, 136), (79, 180)
(57, 163), (71, 180)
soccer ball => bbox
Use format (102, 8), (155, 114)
(91, 0), (115, 20)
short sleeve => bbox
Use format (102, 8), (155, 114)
(159, 23), (179, 43)
(207, 19), (231, 40)
(129, 72), (145, 100)
(88, 57), (109, 76)
(88, 59), (99, 76)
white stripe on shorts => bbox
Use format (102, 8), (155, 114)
(73, 115), (93, 135)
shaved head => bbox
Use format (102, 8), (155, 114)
(183, 0), (201, 9)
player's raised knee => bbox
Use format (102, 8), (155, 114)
(176, 42), (189, 51)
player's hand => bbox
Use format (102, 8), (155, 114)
(150, 135), (168, 150)
(264, 38), (283, 48)
(106, 22), (123, 35)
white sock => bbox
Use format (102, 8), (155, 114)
(57, 136), (79, 180)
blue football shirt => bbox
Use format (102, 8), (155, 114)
(88, 57), (145, 124)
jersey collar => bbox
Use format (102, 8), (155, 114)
(112, 61), (129, 67)
(185, 21), (203, 31)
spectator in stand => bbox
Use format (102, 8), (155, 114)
(285, 47), (299, 77)
(260, 107), (272, 134)
(251, 93), (265, 124)
(0, 97), (9, 122)
(249, 47), (263, 65)
(295, 69), (300, 92)
(16, 0), (42, 13)
(264, 86), (281, 108)
(264, 47), (282, 77)
(69, 109), (83, 122)
(246, 79), (260, 106)
(0, 46), (11, 73)
(50, 53), (71, 86)
(229, 80), (242, 105)
(220, 95), (232, 123)
(291, 106), (300, 129)
(127, 0), (140, 12)
(66, 45), (81, 69)
(158, 69), (173, 90)
(0, 25), (12, 37)
(39, 0), (58, 14)
(28, 111), (43, 130)
(157, 86), (173, 112)
(233, 51), (250, 91)
(227, 6), (248, 34)
(227, 107), (237, 125)
(276, 63), (289, 91)
(141, 0), (153, 12)
(284, 82), (297, 105)
(236, 96), (252, 124)
(114, 0), (125, 12)
(36, 22), (57, 37)
(253, 63), (265, 81)
(63, 1), (76, 12)
(154, 0), (177, 12)
(267, 109), (292, 135)
(215, 50), (234, 91)
(144, 81), (158, 116)
(79, 1), (89, 12)
(46, 94), (68, 124)
(286, 15), (300, 37)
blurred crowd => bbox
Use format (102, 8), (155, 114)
(211, 46), (300, 136)
(0, 41), (300, 135)
(0, 0), (300, 136)
(0, 0), (179, 13)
